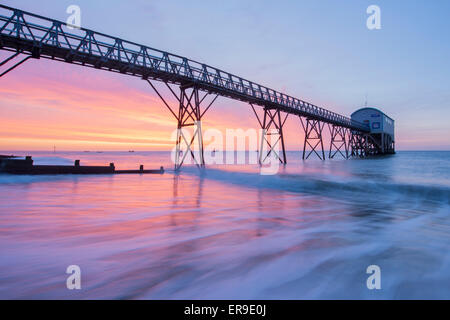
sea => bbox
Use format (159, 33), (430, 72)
(0, 150), (449, 299)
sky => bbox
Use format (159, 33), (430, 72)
(0, 0), (449, 151)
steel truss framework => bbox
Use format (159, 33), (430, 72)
(350, 132), (369, 158)
(251, 105), (288, 164)
(328, 124), (349, 159)
(147, 81), (218, 170)
(381, 133), (395, 154)
(349, 131), (394, 158)
(300, 118), (326, 160)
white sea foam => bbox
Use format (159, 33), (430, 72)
(0, 151), (448, 299)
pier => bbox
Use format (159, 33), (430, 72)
(0, 5), (395, 169)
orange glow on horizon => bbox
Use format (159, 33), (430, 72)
(0, 59), (290, 151)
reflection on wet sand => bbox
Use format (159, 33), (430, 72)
(0, 151), (449, 299)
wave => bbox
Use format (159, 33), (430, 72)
(182, 167), (450, 205)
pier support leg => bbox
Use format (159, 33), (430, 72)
(175, 86), (204, 170)
(349, 132), (355, 157)
(300, 117), (325, 160)
(346, 129), (353, 157)
(328, 124), (348, 159)
(350, 131), (369, 158)
(147, 81), (218, 170)
(251, 105), (288, 164)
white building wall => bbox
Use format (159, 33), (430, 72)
(351, 107), (394, 139)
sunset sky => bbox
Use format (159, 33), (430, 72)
(1, 0), (449, 151)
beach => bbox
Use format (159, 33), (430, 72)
(0, 151), (448, 299)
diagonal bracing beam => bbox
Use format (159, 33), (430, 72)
(252, 105), (288, 164)
(328, 124), (349, 159)
(349, 131), (369, 158)
(300, 117), (325, 160)
(147, 80), (218, 170)
(0, 51), (32, 78)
